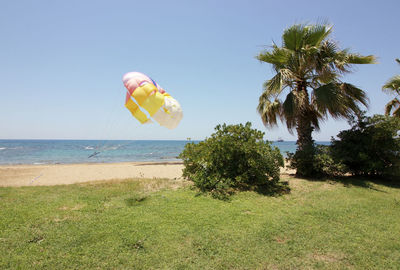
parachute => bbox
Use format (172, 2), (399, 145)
(122, 72), (183, 129)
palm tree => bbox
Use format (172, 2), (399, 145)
(256, 23), (376, 176)
(382, 59), (400, 117)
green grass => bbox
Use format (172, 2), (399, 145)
(1, 177), (400, 269)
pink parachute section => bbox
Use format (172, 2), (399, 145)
(122, 71), (183, 129)
(122, 72), (165, 103)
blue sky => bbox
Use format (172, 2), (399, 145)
(1, 0), (398, 141)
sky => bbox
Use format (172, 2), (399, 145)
(1, 0), (399, 141)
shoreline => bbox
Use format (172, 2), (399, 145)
(0, 160), (184, 167)
(0, 161), (294, 187)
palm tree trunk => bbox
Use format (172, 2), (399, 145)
(296, 114), (314, 152)
(294, 82), (315, 176)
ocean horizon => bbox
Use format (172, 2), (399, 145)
(0, 139), (330, 165)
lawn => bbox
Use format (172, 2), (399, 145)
(1, 177), (399, 269)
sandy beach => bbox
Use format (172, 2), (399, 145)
(0, 162), (295, 187)
(0, 162), (185, 187)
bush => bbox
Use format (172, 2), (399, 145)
(331, 114), (400, 178)
(286, 143), (317, 177)
(286, 145), (346, 178)
(312, 145), (347, 177)
(179, 122), (285, 198)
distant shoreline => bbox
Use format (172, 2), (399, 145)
(0, 160), (184, 167)
(0, 159), (183, 166)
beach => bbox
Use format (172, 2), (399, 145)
(0, 162), (184, 187)
(0, 161), (294, 187)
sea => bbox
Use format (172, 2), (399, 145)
(0, 140), (330, 165)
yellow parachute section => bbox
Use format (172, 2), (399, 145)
(123, 72), (183, 129)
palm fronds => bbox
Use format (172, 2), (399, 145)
(382, 59), (400, 117)
(257, 22), (374, 133)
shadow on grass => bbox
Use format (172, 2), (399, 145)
(293, 173), (400, 191)
(121, 237), (146, 251)
(191, 181), (291, 201)
(254, 181), (291, 196)
(124, 194), (148, 206)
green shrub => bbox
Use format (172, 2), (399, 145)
(312, 145), (347, 177)
(331, 114), (400, 178)
(286, 143), (317, 177)
(179, 122), (285, 198)
(286, 145), (346, 178)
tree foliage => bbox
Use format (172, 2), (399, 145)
(331, 114), (400, 178)
(179, 123), (285, 198)
(286, 144), (346, 178)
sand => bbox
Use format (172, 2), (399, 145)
(0, 161), (294, 187)
(0, 162), (185, 187)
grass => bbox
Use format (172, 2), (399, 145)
(1, 177), (400, 269)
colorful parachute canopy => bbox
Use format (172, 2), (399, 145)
(122, 72), (183, 129)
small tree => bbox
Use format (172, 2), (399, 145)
(179, 122), (285, 198)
